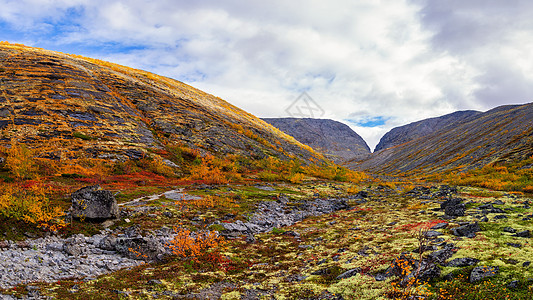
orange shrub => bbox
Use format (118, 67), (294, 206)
(166, 228), (225, 262)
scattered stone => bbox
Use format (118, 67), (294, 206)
(507, 243), (522, 248)
(445, 257), (479, 267)
(441, 198), (465, 217)
(71, 185), (119, 220)
(424, 231), (443, 238)
(493, 215), (508, 220)
(430, 222), (448, 230)
(451, 223), (481, 238)
(503, 227), (517, 233)
(523, 261), (531, 267)
(470, 266), (499, 283)
(480, 216), (489, 222)
(492, 200), (505, 205)
(336, 268), (360, 280)
(514, 230), (531, 238)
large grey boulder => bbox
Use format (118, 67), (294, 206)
(71, 185), (119, 220)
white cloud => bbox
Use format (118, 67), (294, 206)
(1, 0), (532, 150)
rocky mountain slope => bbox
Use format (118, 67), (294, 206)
(353, 103), (533, 175)
(374, 110), (482, 152)
(262, 118), (370, 163)
(0, 43), (321, 163)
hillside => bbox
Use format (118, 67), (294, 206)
(0, 43), (321, 163)
(374, 110), (482, 152)
(262, 118), (370, 163)
(353, 103), (533, 176)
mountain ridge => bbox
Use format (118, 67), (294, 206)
(374, 110), (482, 152)
(0, 42), (323, 163)
(352, 102), (533, 175)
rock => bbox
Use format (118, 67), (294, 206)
(445, 203), (465, 217)
(114, 236), (166, 261)
(98, 235), (118, 251)
(513, 230), (531, 238)
(451, 223), (480, 238)
(71, 185), (119, 220)
(424, 231), (443, 238)
(493, 215), (508, 220)
(470, 266), (499, 283)
(507, 280), (519, 289)
(430, 222), (448, 230)
(503, 227), (517, 233)
(428, 247), (455, 264)
(63, 235), (86, 256)
(336, 268), (360, 280)
(523, 261), (531, 267)
(480, 216), (489, 222)
(507, 243), (522, 248)
(445, 257), (479, 267)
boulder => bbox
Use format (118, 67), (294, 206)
(71, 185), (119, 220)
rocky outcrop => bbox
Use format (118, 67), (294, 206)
(374, 110), (481, 152)
(262, 118), (370, 163)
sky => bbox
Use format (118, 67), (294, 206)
(1, 0), (533, 151)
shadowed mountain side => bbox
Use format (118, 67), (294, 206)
(374, 110), (482, 152)
(351, 103), (533, 175)
(0, 43), (323, 162)
(262, 118), (371, 164)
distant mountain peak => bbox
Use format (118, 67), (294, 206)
(262, 118), (370, 164)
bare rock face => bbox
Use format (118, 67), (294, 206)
(71, 185), (119, 220)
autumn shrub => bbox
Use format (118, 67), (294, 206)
(0, 183), (66, 231)
(257, 170), (280, 182)
(443, 159), (533, 193)
(345, 185), (359, 194)
(287, 172), (305, 183)
(166, 228), (226, 263)
(3, 142), (39, 179)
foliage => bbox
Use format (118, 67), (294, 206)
(3, 142), (39, 180)
(166, 228), (226, 263)
(440, 156), (533, 193)
(0, 183), (66, 231)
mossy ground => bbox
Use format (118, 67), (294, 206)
(1, 182), (533, 299)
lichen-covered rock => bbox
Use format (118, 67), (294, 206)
(470, 266), (499, 283)
(71, 185), (119, 220)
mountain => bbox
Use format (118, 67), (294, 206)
(262, 118), (370, 163)
(374, 110), (482, 152)
(0, 43), (321, 162)
(352, 103), (533, 175)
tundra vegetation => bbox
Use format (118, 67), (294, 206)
(0, 42), (531, 299)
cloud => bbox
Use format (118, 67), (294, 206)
(1, 0), (532, 150)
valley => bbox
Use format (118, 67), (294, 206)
(0, 42), (532, 299)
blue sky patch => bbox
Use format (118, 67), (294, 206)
(347, 116), (389, 127)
